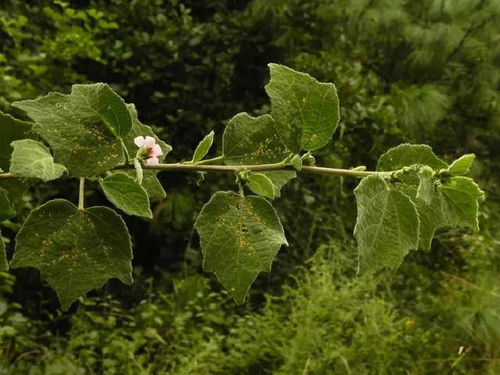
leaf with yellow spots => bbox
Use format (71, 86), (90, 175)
(12, 83), (132, 177)
(265, 64), (340, 152)
(11, 199), (133, 310)
(223, 113), (295, 197)
(194, 191), (288, 304)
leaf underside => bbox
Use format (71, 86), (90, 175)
(10, 139), (66, 181)
(354, 175), (420, 273)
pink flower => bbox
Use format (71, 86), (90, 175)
(134, 136), (163, 165)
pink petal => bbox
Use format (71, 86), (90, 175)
(134, 136), (145, 147)
(144, 136), (156, 148)
(146, 156), (159, 165)
(150, 144), (163, 157)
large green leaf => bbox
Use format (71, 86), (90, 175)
(265, 63), (340, 152)
(121, 104), (172, 200)
(377, 143), (447, 172)
(10, 139), (66, 181)
(100, 173), (152, 218)
(0, 111), (32, 171)
(194, 191), (288, 304)
(0, 232), (7, 272)
(11, 199), (133, 310)
(223, 112), (295, 197)
(12, 84), (132, 177)
(376, 144), (483, 250)
(354, 175), (419, 273)
(0, 188), (16, 222)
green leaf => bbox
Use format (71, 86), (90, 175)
(438, 176), (484, 231)
(122, 104), (171, 200)
(416, 166), (434, 204)
(192, 131), (214, 163)
(194, 191), (288, 304)
(223, 112), (295, 197)
(448, 154), (475, 175)
(0, 188), (16, 221)
(288, 154), (303, 171)
(246, 173), (275, 199)
(100, 173), (152, 218)
(0, 232), (7, 272)
(0, 111), (32, 171)
(11, 199), (133, 311)
(354, 176), (419, 273)
(377, 144), (447, 172)
(12, 83), (132, 177)
(265, 63), (340, 152)
(376, 145), (483, 250)
(10, 139), (66, 181)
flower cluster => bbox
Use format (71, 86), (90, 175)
(134, 136), (163, 165)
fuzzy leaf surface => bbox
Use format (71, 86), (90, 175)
(376, 144), (483, 250)
(265, 63), (340, 152)
(377, 143), (447, 172)
(246, 173), (275, 199)
(11, 199), (133, 310)
(10, 139), (66, 181)
(416, 166), (434, 204)
(192, 131), (214, 163)
(448, 154), (475, 175)
(223, 112), (295, 197)
(194, 191), (288, 304)
(12, 84), (131, 177)
(0, 111), (32, 171)
(354, 175), (419, 273)
(100, 173), (152, 218)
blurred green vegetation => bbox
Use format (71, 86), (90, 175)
(0, 0), (499, 373)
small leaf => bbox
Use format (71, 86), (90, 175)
(377, 144), (447, 172)
(0, 232), (7, 272)
(416, 166), (434, 204)
(0, 111), (32, 171)
(11, 199), (133, 310)
(122, 104), (171, 200)
(289, 154), (303, 171)
(448, 154), (475, 175)
(194, 191), (288, 304)
(192, 131), (214, 163)
(10, 139), (66, 181)
(438, 176), (484, 231)
(265, 63), (340, 152)
(223, 112), (295, 197)
(12, 84), (132, 176)
(354, 176), (419, 273)
(0, 188), (16, 221)
(100, 173), (152, 218)
(247, 173), (275, 199)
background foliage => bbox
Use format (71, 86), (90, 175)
(0, 0), (499, 373)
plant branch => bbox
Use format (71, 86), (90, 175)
(78, 178), (85, 210)
(0, 163), (391, 180)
